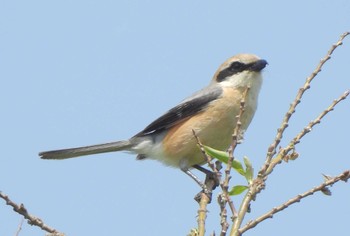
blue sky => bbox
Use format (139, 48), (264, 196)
(1, 1), (349, 235)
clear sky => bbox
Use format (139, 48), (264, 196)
(1, 1), (349, 235)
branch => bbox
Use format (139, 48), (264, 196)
(197, 189), (210, 236)
(191, 132), (220, 236)
(193, 131), (235, 236)
(230, 177), (264, 236)
(192, 87), (250, 236)
(0, 191), (64, 236)
(223, 87), (250, 215)
(266, 89), (350, 174)
(14, 218), (24, 236)
(230, 31), (349, 236)
(240, 170), (350, 234)
(193, 130), (220, 175)
(261, 32), (350, 175)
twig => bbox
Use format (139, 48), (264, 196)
(227, 87), (250, 159)
(14, 218), (24, 236)
(230, 177), (264, 236)
(192, 131), (221, 236)
(0, 192), (64, 235)
(193, 130), (219, 174)
(223, 87), (250, 217)
(233, 89), (349, 235)
(261, 32), (350, 176)
(195, 172), (219, 236)
(191, 131), (219, 236)
(217, 194), (229, 236)
(216, 87), (250, 236)
(194, 133), (235, 236)
(197, 190), (210, 236)
(193, 86), (250, 236)
(240, 170), (350, 234)
(266, 90), (350, 174)
(193, 131), (235, 236)
(230, 31), (350, 236)
(195, 87), (250, 236)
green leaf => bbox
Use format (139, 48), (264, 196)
(243, 156), (254, 184)
(231, 159), (245, 176)
(202, 145), (245, 175)
(202, 145), (229, 163)
(229, 185), (248, 196)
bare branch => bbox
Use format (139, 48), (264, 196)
(14, 218), (24, 236)
(290, 90), (349, 146)
(229, 31), (350, 236)
(192, 87), (250, 236)
(224, 87), (250, 214)
(227, 87), (250, 157)
(228, 88), (268, 236)
(193, 129), (219, 174)
(266, 90), (350, 174)
(193, 131), (234, 236)
(218, 193), (229, 236)
(191, 131), (220, 236)
(197, 192), (210, 236)
(240, 170), (350, 234)
(261, 32), (350, 175)
(230, 177), (265, 236)
(0, 192), (64, 236)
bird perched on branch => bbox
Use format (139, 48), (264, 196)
(40, 54), (267, 187)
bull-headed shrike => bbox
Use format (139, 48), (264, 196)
(40, 54), (267, 188)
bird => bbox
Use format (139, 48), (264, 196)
(39, 54), (267, 187)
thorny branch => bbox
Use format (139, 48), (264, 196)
(193, 87), (250, 236)
(261, 32), (350, 176)
(220, 87), (250, 234)
(230, 32), (350, 236)
(240, 170), (350, 234)
(193, 132), (226, 236)
(14, 218), (24, 236)
(266, 89), (350, 174)
(0, 192), (64, 236)
(192, 131), (220, 236)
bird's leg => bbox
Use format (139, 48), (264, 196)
(181, 167), (209, 194)
(181, 165), (220, 202)
(194, 164), (220, 188)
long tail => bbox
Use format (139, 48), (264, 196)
(39, 140), (132, 160)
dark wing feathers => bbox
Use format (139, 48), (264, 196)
(134, 86), (222, 137)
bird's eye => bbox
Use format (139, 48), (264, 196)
(229, 62), (244, 72)
(216, 61), (246, 82)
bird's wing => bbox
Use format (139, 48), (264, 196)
(134, 85), (222, 137)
